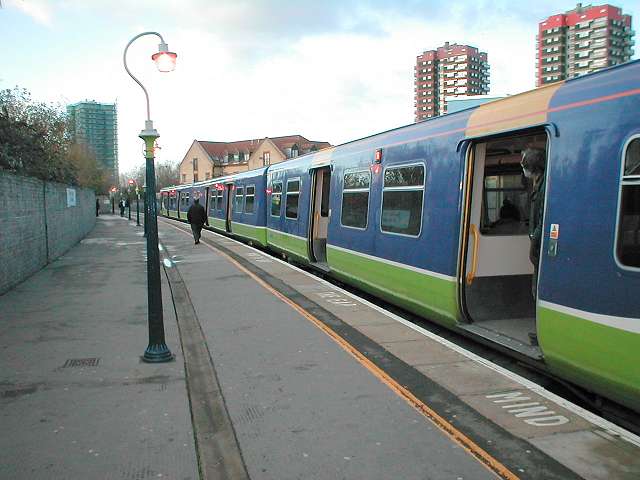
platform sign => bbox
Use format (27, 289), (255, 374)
(66, 188), (76, 207)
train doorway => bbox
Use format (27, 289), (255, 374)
(460, 131), (548, 358)
(225, 183), (233, 232)
(309, 167), (331, 265)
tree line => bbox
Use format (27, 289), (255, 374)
(0, 87), (179, 193)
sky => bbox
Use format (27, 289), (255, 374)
(1, 0), (638, 176)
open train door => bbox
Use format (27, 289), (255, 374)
(203, 186), (210, 226)
(225, 183), (233, 232)
(460, 132), (548, 358)
(308, 166), (331, 266)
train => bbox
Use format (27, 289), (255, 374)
(161, 59), (640, 414)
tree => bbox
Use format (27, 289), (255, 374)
(0, 87), (75, 184)
(121, 159), (179, 193)
(67, 143), (110, 193)
(155, 160), (180, 191)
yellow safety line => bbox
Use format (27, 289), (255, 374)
(163, 220), (518, 480)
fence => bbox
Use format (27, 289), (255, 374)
(0, 171), (96, 295)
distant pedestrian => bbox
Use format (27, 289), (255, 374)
(96, 198), (100, 217)
(119, 199), (125, 217)
(187, 198), (206, 245)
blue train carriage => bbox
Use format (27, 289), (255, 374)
(324, 60), (639, 411)
(532, 61), (640, 410)
(172, 181), (209, 220)
(266, 150), (333, 263)
(205, 174), (235, 233)
(225, 168), (269, 246)
(160, 187), (179, 218)
(159, 189), (169, 216)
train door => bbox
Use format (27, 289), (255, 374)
(309, 167), (331, 264)
(204, 186), (210, 225)
(460, 131), (548, 357)
(225, 183), (233, 232)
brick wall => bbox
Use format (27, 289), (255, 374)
(0, 172), (96, 295)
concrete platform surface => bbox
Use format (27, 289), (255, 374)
(158, 217), (640, 480)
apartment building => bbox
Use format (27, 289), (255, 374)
(66, 101), (118, 184)
(536, 3), (634, 86)
(414, 42), (490, 121)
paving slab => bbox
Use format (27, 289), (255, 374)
(529, 430), (640, 480)
(380, 339), (465, 366)
(415, 360), (523, 396)
(460, 389), (593, 438)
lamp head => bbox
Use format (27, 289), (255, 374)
(152, 42), (177, 72)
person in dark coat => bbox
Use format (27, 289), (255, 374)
(521, 148), (546, 296)
(187, 198), (206, 244)
(119, 199), (125, 216)
(499, 198), (520, 222)
(96, 198), (100, 217)
(521, 147), (546, 346)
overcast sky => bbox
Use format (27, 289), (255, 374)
(1, 0), (638, 175)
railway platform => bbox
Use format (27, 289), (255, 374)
(0, 213), (638, 479)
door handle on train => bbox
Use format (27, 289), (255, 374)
(466, 224), (479, 285)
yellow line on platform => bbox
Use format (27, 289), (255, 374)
(163, 220), (517, 480)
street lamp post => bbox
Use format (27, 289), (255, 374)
(143, 184), (148, 237)
(124, 32), (177, 363)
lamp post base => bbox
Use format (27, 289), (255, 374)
(142, 342), (174, 363)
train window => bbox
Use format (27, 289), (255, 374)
(217, 187), (224, 212)
(245, 185), (255, 214)
(234, 186), (244, 213)
(341, 170), (370, 229)
(617, 138), (640, 268)
(286, 179), (300, 219)
(481, 168), (529, 236)
(381, 164), (425, 236)
(209, 189), (218, 213)
(271, 181), (283, 217)
(321, 171), (331, 217)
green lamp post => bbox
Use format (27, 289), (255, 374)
(123, 32), (177, 363)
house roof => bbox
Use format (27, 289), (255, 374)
(196, 135), (331, 162)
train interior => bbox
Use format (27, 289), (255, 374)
(225, 183), (233, 232)
(310, 167), (331, 267)
(461, 131), (547, 358)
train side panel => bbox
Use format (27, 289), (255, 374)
(207, 178), (230, 232)
(326, 113), (472, 327)
(266, 161), (313, 262)
(539, 62), (640, 411)
(229, 169), (268, 246)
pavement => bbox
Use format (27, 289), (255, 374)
(0, 214), (198, 480)
(1, 213), (639, 480)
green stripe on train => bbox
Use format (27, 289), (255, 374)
(179, 212), (188, 220)
(168, 210), (179, 217)
(326, 245), (458, 327)
(266, 230), (309, 261)
(231, 223), (267, 246)
(208, 217), (226, 232)
(538, 306), (640, 412)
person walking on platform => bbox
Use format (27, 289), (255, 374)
(187, 198), (206, 245)
(96, 198), (100, 217)
(119, 199), (125, 217)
